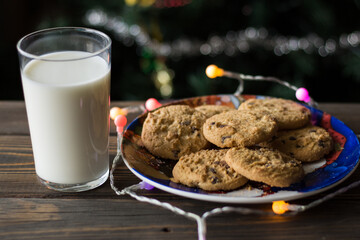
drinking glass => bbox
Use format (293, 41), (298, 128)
(17, 27), (111, 192)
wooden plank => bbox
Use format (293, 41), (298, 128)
(0, 198), (198, 240)
(1, 197), (360, 240)
(0, 101), (28, 135)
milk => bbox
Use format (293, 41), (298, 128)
(22, 51), (110, 184)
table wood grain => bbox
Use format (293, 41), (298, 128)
(0, 101), (360, 240)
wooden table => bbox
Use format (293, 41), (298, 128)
(1, 101), (360, 240)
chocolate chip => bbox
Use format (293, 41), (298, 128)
(211, 176), (219, 184)
(191, 126), (199, 133)
(296, 145), (301, 148)
(221, 136), (231, 143)
(209, 167), (217, 174)
(289, 136), (297, 141)
(221, 161), (230, 168)
(210, 122), (216, 125)
(318, 140), (326, 147)
(309, 129), (317, 133)
(218, 124), (227, 128)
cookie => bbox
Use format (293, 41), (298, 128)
(141, 105), (209, 160)
(225, 147), (304, 187)
(203, 110), (278, 148)
(238, 98), (311, 130)
(261, 125), (333, 162)
(195, 105), (235, 118)
(172, 149), (248, 191)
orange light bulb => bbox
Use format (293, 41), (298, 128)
(272, 201), (290, 215)
(206, 65), (224, 79)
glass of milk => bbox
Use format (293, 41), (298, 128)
(17, 27), (111, 192)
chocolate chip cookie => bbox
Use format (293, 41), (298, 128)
(203, 110), (278, 148)
(172, 149), (248, 191)
(141, 105), (209, 160)
(225, 147), (304, 187)
(261, 125), (333, 162)
(238, 98), (311, 130)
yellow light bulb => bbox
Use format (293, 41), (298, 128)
(110, 107), (128, 120)
(272, 201), (290, 215)
(206, 65), (224, 78)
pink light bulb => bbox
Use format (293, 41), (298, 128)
(145, 98), (162, 111)
(296, 88), (310, 103)
(114, 115), (127, 134)
(115, 115), (127, 127)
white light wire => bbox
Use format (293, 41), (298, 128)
(223, 70), (318, 108)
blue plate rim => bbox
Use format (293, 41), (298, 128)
(120, 94), (360, 204)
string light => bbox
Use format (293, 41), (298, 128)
(110, 107), (128, 120)
(110, 105), (146, 133)
(108, 64), (360, 237)
(295, 88), (310, 103)
(272, 201), (290, 214)
(145, 98), (162, 111)
(85, 9), (360, 58)
(139, 181), (155, 190)
(205, 64), (224, 79)
(205, 65), (316, 106)
(114, 115), (127, 133)
(110, 98), (161, 133)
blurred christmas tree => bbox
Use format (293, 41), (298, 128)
(3, 0), (360, 101)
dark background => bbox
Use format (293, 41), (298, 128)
(1, 0), (360, 102)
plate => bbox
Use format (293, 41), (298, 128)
(121, 95), (360, 204)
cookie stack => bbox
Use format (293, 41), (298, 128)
(141, 98), (333, 191)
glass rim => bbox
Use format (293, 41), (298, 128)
(16, 27), (112, 62)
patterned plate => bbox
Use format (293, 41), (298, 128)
(121, 95), (360, 204)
